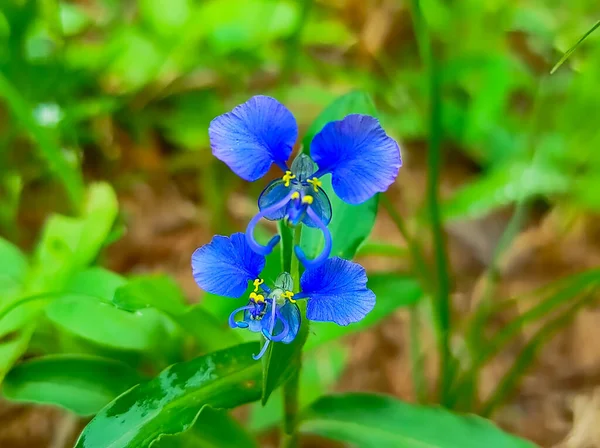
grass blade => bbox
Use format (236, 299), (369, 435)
(551, 20), (600, 74)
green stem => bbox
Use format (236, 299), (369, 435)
(381, 194), (431, 402)
(409, 0), (453, 405)
(409, 305), (428, 403)
(381, 194), (432, 287)
(279, 0), (313, 90)
(281, 225), (303, 448)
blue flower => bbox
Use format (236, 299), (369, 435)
(192, 233), (376, 359)
(209, 95), (401, 268)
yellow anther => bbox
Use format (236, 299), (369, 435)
(249, 292), (265, 303)
(252, 278), (264, 292)
(282, 171), (296, 187)
(282, 291), (296, 303)
(291, 191), (300, 200)
(307, 177), (322, 192)
(302, 195), (313, 205)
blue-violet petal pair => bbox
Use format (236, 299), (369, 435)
(191, 233), (376, 359)
(209, 95), (402, 268)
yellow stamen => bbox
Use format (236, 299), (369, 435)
(291, 191), (300, 200)
(282, 171), (296, 187)
(249, 292), (265, 303)
(282, 291), (296, 303)
(302, 195), (313, 205)
(253, 278), (264, 292)
(307, 177), (322, 192)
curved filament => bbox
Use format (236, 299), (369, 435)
(228, 305), (253, 329)
(253, 301), (278, 360)
(265, 309), (290, 342)
(294, 207), (332, 269)
(245, 192), (293, 255)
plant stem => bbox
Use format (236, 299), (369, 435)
(380, 194), (431, 402)
(281, 225), (303, 448)
(409, 305), (428, 403)
(381, 194), (432, 287)
(409, 0), (453, 405)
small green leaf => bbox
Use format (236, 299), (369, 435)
(76, 343), (262, 448)
(3, 355), (142, 416)
(305, 274), (423, 350)
(153, 407), (258, 448)
(300, 393), (537, 448)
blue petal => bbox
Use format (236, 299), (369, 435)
(311, 114), (401, 204)
(258, 179), (289, 221)
(301, 187), (332, 228)
(278, 302), (301, 343)
(300, 257), (375, 325)
(191, 233), (265, 298)
(209, 96), (298, 181)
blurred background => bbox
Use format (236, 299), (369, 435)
(2, 0), (600, 447)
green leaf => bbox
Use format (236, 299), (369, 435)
(65, 268), (126, 300)
(300, 91), (380, 260)
(25, 182), (119, 294)
(442, 161), (570, 221)
(114, 275), (241, 352)
(113, 274), (188, 315)
(0, 237), (28, 293)
(176, 305), (243, 352)
(153, 407), (258, 448)
(305, 274), (423, 350)
(76, 343), (262, 448)
(45, 295), (181, 354)
(300, 393), (537, 448)
(250, 343), (348, 431)
(3, 355), (142, 416)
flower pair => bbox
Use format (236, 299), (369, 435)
(192, 233), (375, 359)
(209, 95), (402, 268)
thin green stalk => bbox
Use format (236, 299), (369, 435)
(381, 194), (432, 287)
(551, 20), (600, 74)
(281, 225), (303, 448)
(381, 194), (431, 401)
(280, 0), (313, 90)
(480, 293), (596, 416)
(455, 80), (549, 408)
(409, 0), (452, 404)
(409, 306), (428, 403)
